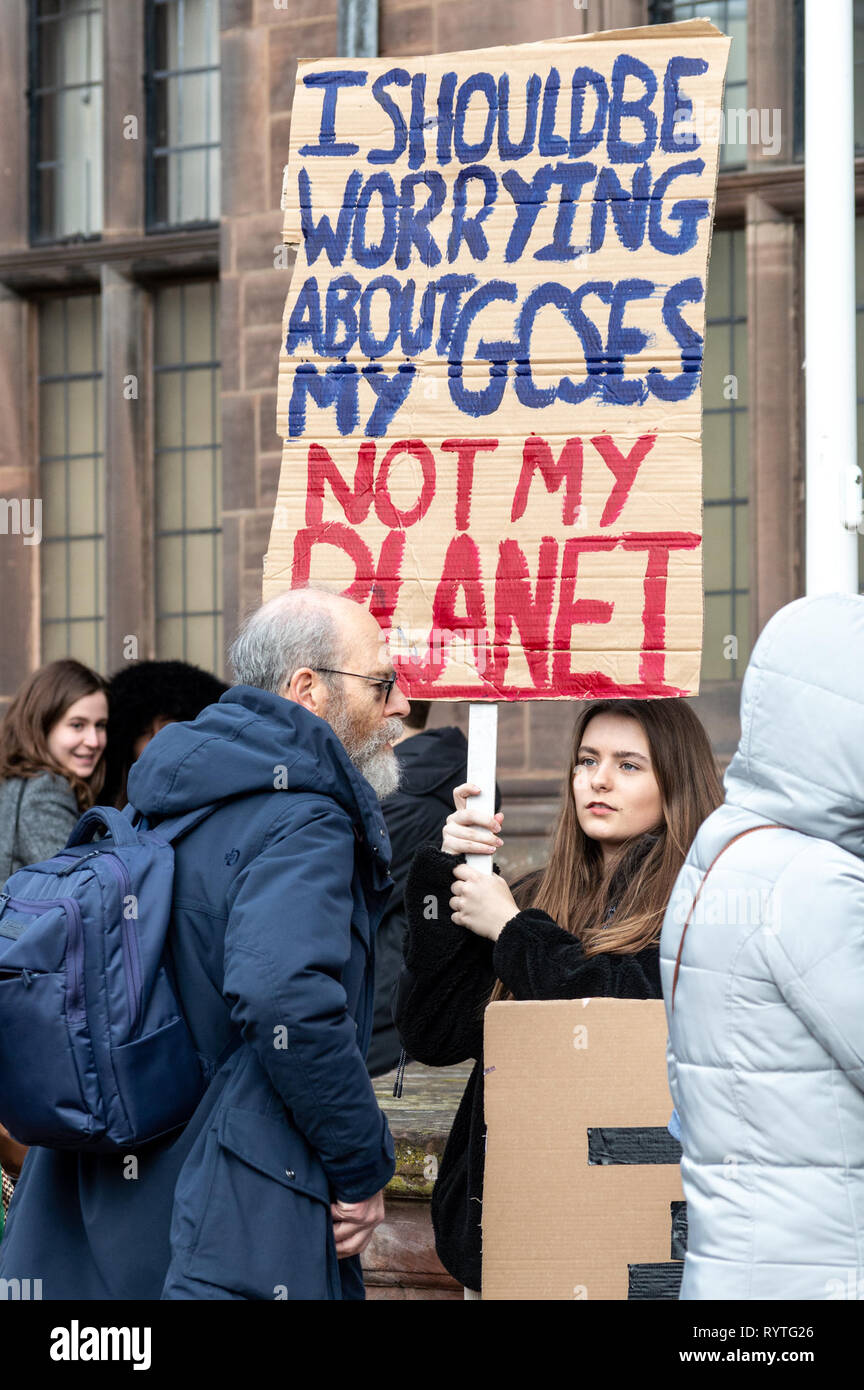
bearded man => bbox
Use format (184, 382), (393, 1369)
(0, 586), (409, 1300)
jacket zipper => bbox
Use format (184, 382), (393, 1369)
(3, 895), (85, 1021)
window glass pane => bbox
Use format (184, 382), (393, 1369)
(703, 504), (733, 590)
(184, 448), (220, 528)
(155, 373), (183, 448)
(179, 279), (217, 360)
(41, 460), (68, 536)
(176, 73), (213, 146)
(700, 226), (749, 679)
(65, 380), (100, 456)
(182, 613), (224, 671)
(701, 324), (732, 409)
(153, 282), (222, 673)
(702, 412), (732, 499)
(735, 500), (749, 589)
(167, 149), (209, 227)
(726, 5), (748, 86)
(38, 294), (104, 668)
(65, 455), (99, 537)
(649, 0), (748, 169)
(701, 594), (735, 680)
(39, 381), (71, 457)
(156, 453), (184, 532)
(183, 369), (218, 446)
(147, 0), (220, 229)
(155, 284), (183, 363)
(184, 532), (219, 611)
(183, 0), (216, 66)
(61, 3), (100, 86)
(733, 411), (748, 495)
(66, 539), (100, 618)
(732, 321), (749, 406)
(32, 0), (103, 240)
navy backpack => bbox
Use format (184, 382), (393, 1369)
(0, 802), (233, 1151)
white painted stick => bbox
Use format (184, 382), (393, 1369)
(465, 703), (499, 876)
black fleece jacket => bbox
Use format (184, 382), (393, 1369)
(393, 844), (662, 1292)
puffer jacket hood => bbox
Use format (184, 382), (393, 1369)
(127, 684), (391, 862)
(661, 592), (864, 1300)
(723, 592), (864, 858)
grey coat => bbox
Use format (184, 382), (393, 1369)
(660, 592), (864, 1301)
(0, 772), (79, 881)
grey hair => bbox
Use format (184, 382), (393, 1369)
(228, 585), (346, 694)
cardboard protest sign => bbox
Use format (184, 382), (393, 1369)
(482, 999), (684, 1300)
(265, 20), (730, 699)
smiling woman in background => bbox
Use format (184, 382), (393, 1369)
(0, 658), (108, 880)
(395, 697), (722, 1298)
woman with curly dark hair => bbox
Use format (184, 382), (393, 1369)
(99, 660), (227, 808)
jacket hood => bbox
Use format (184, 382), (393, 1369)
(393, 726), (468, 795)
(126, 685), (390, 857)
(724, 592), (864, 858)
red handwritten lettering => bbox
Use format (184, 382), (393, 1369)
(441, 438), (499, 531)
(374, 440), (436, 529)
(591, 433), (656, 527)
(292, 521), (406, 630)
(490, 536), (558, 688)
(305, 441), (375, 526)
(510, 435), (584, 525)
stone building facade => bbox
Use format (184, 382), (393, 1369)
(0, 0), (855, 861)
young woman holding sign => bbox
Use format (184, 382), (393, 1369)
(394, 698), (722, 1297)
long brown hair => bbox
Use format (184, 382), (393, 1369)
(490, 699), (722, 1001)
(0, 659), (109, 811)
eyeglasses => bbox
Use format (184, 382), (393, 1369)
(314, 669), (397, 702)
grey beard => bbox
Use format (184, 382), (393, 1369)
(327, 694), (403, 800)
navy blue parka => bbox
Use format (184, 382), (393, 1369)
(0, 687), (396, 1299)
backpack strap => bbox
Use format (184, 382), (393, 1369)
(67, 804), (142, 848)
(670, 823), (780, 1010)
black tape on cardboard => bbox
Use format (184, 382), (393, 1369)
(671, 1200), (688, 1259)
(586, 1126), (683, 1166)
(627, 1262), (684, 1301)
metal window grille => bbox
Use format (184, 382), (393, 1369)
(29, 0), (104, 243)
(153, 281), (222, 671)
(648, 0), (748, 170)
(145, 0), (220, 231)
(38, 293), (105, 670)
(701, 228), (749, 680)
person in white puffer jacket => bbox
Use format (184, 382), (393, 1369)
(660, 591), (864, 1301)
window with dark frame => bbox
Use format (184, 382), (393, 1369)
(145, 0), (220, 231)
(29, 0), (104, 243)
(38, 294), (105, 671)
(153, 281), (223, 672)
(701, 227), (749, 680)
